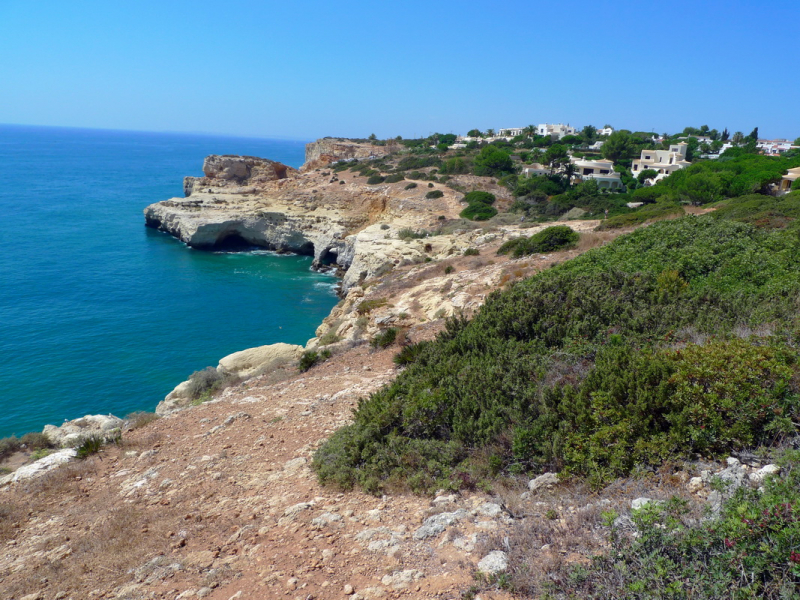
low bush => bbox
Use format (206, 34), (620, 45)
(463, 248), (480, 256)
(370, 328), (398, 349)
(404, 182), (417, 190)
(384, 173), (405, 183)
(366, 175), (385, 185)
(398, 228), (427, 240)
(463, 190), (496, 205)
(298, 349), (332, 372)
(554, 457), (800, 598)
(313, 217), (800, 494)
(460, 204), (498, 221)
(0, 432), (55, 461)
(426, 190), (444, 199)
(186, 367), (239, 402)
(461, 190), (499, 221)
(497, 225), (579, 257)
(318, 328), (342, 346)
(75, 435), (105, 459)
(596, 202), (682, 230)
(356, 298), (388, 314)
(393, 341), (431, 366)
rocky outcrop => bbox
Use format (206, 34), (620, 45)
(217, 343), (304, 379)
(0, 448), (77, 486)
(303, 139), (394, 171)
(42, 414), (123, 447)
(183, 155), (297, 197)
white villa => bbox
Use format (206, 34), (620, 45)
(521, 163), (550, 177)
(631, 142), (691, 183)
(779, 167), (800, 194)
(758, 139), (796, 155)
(570, 157), (624, 190)
(596, 126), (614, 136)
(498, 127), (524, 138)
(537, 123), (577, 140)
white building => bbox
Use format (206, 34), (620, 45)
(596, 126), (614, 136)
(570, 157), (624, 190)
(537, 123), (577, 140)
(498, 127), (524, 138)
(631, 143), (691, 183)
(779, 167), (800, 194)
(758, 139), (795, 155)
(521, 163), (550, 177)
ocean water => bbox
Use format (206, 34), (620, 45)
(0, 124), (338, 438)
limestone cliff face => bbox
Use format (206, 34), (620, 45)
(144, 151), (462, 291)
(302, 138), (394, 171)
(183, 154), (298, 197)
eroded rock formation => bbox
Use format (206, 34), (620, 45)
(302, 138), (394, 171)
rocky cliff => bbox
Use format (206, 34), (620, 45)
(143, 149), (464, 288)
(302, 138), (394, 171)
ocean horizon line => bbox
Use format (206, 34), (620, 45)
(0, 122), (313, 145)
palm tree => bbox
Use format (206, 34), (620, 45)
(522, 125), (536, 139)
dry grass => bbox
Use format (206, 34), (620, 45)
(576, 230), (618, 252)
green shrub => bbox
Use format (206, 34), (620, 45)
(497, 225), (579, 257)
(428, 182), (434, 188)
(356, 298), (388, 314)
(384, 173), (405, 183)
(444, 265), (455, 274)
(371, 328), (398, 349)
(0, 432), (55, 461)
(404, 182), (417, 190)
(393, 341), (431, 366)
(597, 201), (683, 230)
(313, 217), (800, 494)
(711, 192), (800, 229)
(559, 459), (800, 598)
(298, 350), (321, 372)
(463, 248), (480, 256)
(75, 435), (105, 459)
(426, 190), (444, 199)
(366, 175), (385, 185)
(460, 204), (498, 221)
(463, 191), (496, 205)
(186, 366), (239, 402)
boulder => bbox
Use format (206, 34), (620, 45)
(156, 380), (193, 416)
(749, 464), (780, 484)
(43, 414), (123, 447)
(217, 343), (304, 379)
(0, 449), (77, 487)
(528, 472), (559, 493)
(477, 551), (508, 575)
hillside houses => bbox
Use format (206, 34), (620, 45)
(631, 142), (691, 183)
(537, 123), (577, 140)
(570, 157), (624, 190)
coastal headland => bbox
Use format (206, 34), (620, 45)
(2, 135), (796, 599)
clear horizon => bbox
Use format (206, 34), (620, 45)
(1, 0), (798, 141)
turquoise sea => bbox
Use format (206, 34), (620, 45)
(0, 124), (338, 438)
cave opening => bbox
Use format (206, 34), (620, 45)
(212, 232), (255, 251)
(318, 247), (337, 266)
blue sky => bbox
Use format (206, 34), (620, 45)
(1, 0), (797, 141)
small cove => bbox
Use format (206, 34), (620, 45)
(0, 124), (338, 438)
